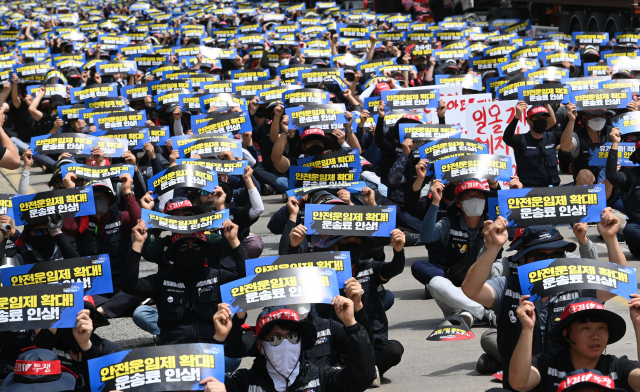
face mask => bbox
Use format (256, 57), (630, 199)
(338, 243), (363, 261)
(531, 119), (547, 133)
(306, 144), (325, 156)
(460, 197), (485, 217)
(172, 248), (206, 270)
(587, 117), (606, 131)
(94, 197), (109, 215)
(262, 338), (301, 391)
(279, 58), (290, 66)
(415, 64), (427, 72)
(36, 233), (57, 258)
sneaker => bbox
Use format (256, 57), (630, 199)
(260, 183), (274, 196)
(424, 285), (432, 300)
(484, 309), (497, 328)
(402, 230), (424, 246)
(370, 366), (381, 388)
(455, 310), (474, 328)
(476, 353), (501, 374)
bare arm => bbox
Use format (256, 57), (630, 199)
(28, 87), (45, 121)
(597, 208), (629, 302)
(0, 125), (20, 170)
(11, 74), (21, 108)
(560, 102), (577, 152)
(271, 131), (291, 173)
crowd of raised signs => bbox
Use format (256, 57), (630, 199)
(4, 1), (640, 392)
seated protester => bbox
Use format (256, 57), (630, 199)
(34, 297), (122, 392)
(123, 219), (248, 345)
(61, 175), (142, 319)
(0, 348), (78, 392)
(0, 214), (21, 260)
(509, 296), (640, 392)
(283, 222), (406, 384)
(16, 213), (79, 264)
(413, 179), (497, 326)
(408, 53), (441, 86)
(224, 279), (371, 368)
(461, 211), (627, 391)
(139, 196), (232, 272)
(560, 103), (612, 185)
(135, 141), (168, 177)
(27, 87), (65, 172)
(504, 102), (561, 188)
(0, 103), (20, 170)
(189, 165), (265, 259)
(207, 298), (376, 392)
(472, 221), (599, 375)
(267, 194), (310, 235)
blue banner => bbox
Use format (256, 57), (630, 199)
(289, 166), (360, 190)
(434, 154), (512, 184)
(147, 164), (219, 197)
(296, 149), (362, 171)
(141, 209), (229, 233)
(612, 111), (640, 135)
(589, 143), (637, 166)
(568, 88), (632, 111)
(12, 187), (96, 226)
(381, 89), (439, 110)
(60, 163), (135, 180)
(305, 204), (397, 236)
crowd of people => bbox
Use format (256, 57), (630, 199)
(0, 1), (640, 392)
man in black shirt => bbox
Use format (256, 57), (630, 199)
(509, 296), (640, 391)
(503, 101), (560, 188)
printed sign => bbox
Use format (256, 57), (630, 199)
(518, 83), (569, 105)
(426, 314), (475, 341)
(221, 267), (339, 314)
(141, 209), (229, 233)
(30, 133), (94, 156)
(589, 143), (637, 166)
(419, 138), (488, 161)
(60, 164), (135, 180)
(283, 88), (330, 106)
(178, 138), (243, 159)
(1, 255), (113, 295)
(193, 112), (252, 135)
(399, 124), (460, 142)
(175, 159), (248, 175)
(13, 187), (96, 226)
(381, 90), (439, 110)
(497, 185), (607, 228)
(285, 181), (367, 198)
(285, 104), (348, 131)
(93, 111), (148, 131)
(434, 154), (512, 184)
(569, 88), (632, 111)
(305, 205), (397, 236)
(245, 252), (352, 288)
(289, 166), (359, 189)
(0, 282), (84, 332)
(518, 258), (636, 301)
(88, 344), (224, 392)
(296, 149), (362, 170)
(612, 111), (640, 135)
(148, 165), (219, 197)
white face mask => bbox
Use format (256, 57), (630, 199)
(587, 117), (606, 131)
(262, 338), (301, 391)
(279, 58), (290, 66)
(460, 197), (485, 217)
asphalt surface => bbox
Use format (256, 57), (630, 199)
(2, 166), (639, 390)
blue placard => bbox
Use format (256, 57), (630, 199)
(69, 83), (119, 104)
(0, 254), (113, 296)
(245, 252), (352, 288)
(285, 181), (367, 198)
(380, 89), (439, 109)
(92, 130), (150, 150)
(296, 149), (362, 171)
(488, 197), (499, 220)
(147, 164), (219, 197)
(305, 204), (397, 236)
(572, 31), (609, 46)
(141, 209), (229, 233)
(589, 142), (637, 166)
(288, 166), (360, 190)
(175, 159), (248, 175)
(497, 185), (607, 228)
(435, 74), (482, 91)
(92, 111), (148, 131)
(177, 137), (243, 159)
(568, 88), (632, 111)
(434, 154), (512, 184)
(12, 187), (97, 226)
(612, 111), (640, 135)
(518, 258), (637, 301)
(60, 163), (136, 180)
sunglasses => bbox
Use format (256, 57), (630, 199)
(527, 250), (565, 262)
(199, 190), (212, 196)
(177, 241), (203, 251)
(263, 332), (300, 347)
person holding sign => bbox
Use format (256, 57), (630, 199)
(16, 213), (80, 265)
(508, 296), (640, 392)
(504, 102), (561, 188)
(213, 298), (377, 392)
(123, 218), (248, 346)
(414, 178), (496, 328)
(606, 128), (640, 259)
(462, 210), (627, 391)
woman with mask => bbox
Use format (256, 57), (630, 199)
(412, 178), (497, 329)
(504, 101), (560, 188)
(560, 103), (613, 186)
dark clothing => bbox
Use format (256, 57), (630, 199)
(224, 323), (376, 392)
(571, 125), (611, 181)
(606, 148), (640, 224)
(531, 348), (638, 392)
(19, 233), (79, 264)
(9, 101), (33, 143)
(121, 247), (247, 344)
(0, 331), (34, 378)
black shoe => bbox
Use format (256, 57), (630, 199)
(476, 354), (501, 375)
(260, 184), (274, 196)
(424, 285), (432, 300)
(402, 231), (424, 246)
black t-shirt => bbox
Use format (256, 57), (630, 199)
(532, 347), (639, 392)
(9, 101), (33, 143)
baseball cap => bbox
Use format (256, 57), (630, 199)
(312, 59), (328, 67)
(167, 231), (215, 256)
(163, 196), (193, 214)
(613, 69), (635, 79)
(446, 179), (493, 212)
(300, 128), (328, 144)
(1, 348), (78, 392)
(47, 156), (77, 188)
(374, 82), (391, 96)
(527, 104), (550, 119)
(548, 297), (626, 346)
(84, 179), (115, 198)
(558, 369), (627, 392)
(254, 307), (316, 350)
(510, 225), (577, 260)
(443, 59), (460, 70)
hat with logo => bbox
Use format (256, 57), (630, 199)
(527, 104), (550, 119)
(446, 178), (493, 212)
(1, 348), (78, 392)
(164, 196), (193, 214)
(558, 369), (627, 392)
(548, 297), (626, 346)
(254, 306), (316, 350)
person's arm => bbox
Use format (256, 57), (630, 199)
(544, 104), (557, 129)
(271, 130), (291, 173)
(373, 107), (395, 155)
(597, 208), (628, 302)
(246, 187), (264, 221)
(269, 104), (284, 143)
(0, 123), (20, 170)
(217, 220), (246, 281)
(503, 102), (526, 149)
(11, 74), (21, 108)
(508, 295), (542, 392)
(365, 36), (377, 62)
(120, 174), (141, 232)
(560, 102), (577, 152)
(49, 214), (79, 258)
(461, 217), (509, 308)
(357, 82), (376, 107)
(420, 180), (448, 243)
(28, 86), (45, 121)
(377, 229), (405, 282)
(0, 83), (11, 108)
(122, 221), (162, 297)
(607, 127), (632, 192)
(626, 294), (640, 391)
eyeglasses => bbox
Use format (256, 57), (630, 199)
(30, 228), (48, 236)
(177, 241), (203, 251)
(528, 250), (565, 262)
(263, 332), (300, 347)
(199, 190), (212, 196)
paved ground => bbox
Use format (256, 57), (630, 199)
(2, 166), (639, 390)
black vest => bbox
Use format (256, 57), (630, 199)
(79, 207), (130, 292)
(571, 126), (610, 179)
(516, 132), (560, 187)
(354, 259), (389, 345)
(623, 167), (640, 224)
(305, 312), (333, 367)
(156, 267), (221, 345)
(497, 275), (582, 390)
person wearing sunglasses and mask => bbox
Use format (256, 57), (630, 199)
(413, 178), (496, 329)
(504, 102), (560, 188)
(461, 210), (627, 391)
(61, 175), (141, 320)
(560, 103), (612, 186)
(16, 213), (79, 265)
(205, 297), (376, 392)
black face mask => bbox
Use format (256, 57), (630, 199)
(173, 248), (206, 270)
(415, 64), (427, 72)
(35, 233), (57, 258)
(442, 184), (456, 202)
(56, 328), (83, 354)
(306, 144), (325, 156)
(531, 119), (547, 134)
(338, 243), (363, 261)
(95, 197), (109, 215)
